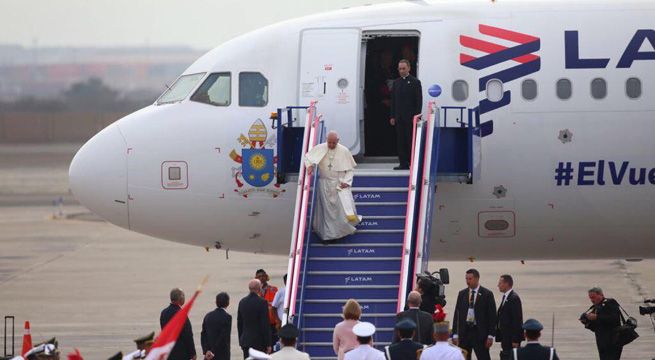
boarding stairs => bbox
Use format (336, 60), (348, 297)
(278, 101), (479, 359)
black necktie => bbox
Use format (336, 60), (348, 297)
(469, 290), (476, 308)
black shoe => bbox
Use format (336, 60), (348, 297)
(393, 165), (409, 170)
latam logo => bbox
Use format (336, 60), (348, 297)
(459, 25), (541, 136)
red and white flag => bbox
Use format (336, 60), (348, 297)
(145, 277), (207, 360)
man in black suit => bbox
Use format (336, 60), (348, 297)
(390, 59), (422, 170)
(160, 288), (196, 360)
(452, 269), (497, 360)
(386, 319), (424, 360)
(393, 291), (434, 345)
(201, 292), (231, 360)
(495, 274), (524, 360)
(237, 279), (272, 359)
(581, 287), (623, 360)
(514, 319), (559, 360)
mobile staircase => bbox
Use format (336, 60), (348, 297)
(278, 101), (480, 359)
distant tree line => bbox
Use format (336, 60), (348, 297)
(0, 77), (160, 113)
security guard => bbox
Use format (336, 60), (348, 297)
(133, 331), (155, 352)
(420, 322), (464, 360)
(25, 338), (60, 360)
(386, 319), (425, 360)
(344, 322), (385, 360)
(107, 353), (123, 360)
(513, 319), (559, 360)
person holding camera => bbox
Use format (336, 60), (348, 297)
(580, 287), (623, 360)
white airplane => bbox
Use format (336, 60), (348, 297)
(69, 0), (655, 261)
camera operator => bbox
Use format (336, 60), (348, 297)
(580, 287), (623, 360)
(416, 272), (446, 314)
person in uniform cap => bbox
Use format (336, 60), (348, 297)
(107, 352), (123, 360)
(24, 342), (59, 360)
(133, 332), (155, 352)
(420, 321), (464, 360)
(122, 349), (146, 360)
(271, 324), (310, 360)
(344, 322), (385, 360)
(513, 319), (558, 360)
(386, 319), (424, 360)
(247, 348), (272, 360)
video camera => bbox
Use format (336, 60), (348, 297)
(416, 269), (449, 307)
(639, 298), (655, 316)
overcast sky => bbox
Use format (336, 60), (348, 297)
(0, 0), (395, 49)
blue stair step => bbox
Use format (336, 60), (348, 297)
(352, 187), (408, 202)
(301, 298), (398, 313)
(303, 285), (399, 299)
(300, 313), (397, 328)
(357, 202), (406, 216)
(357, 216), (406, 230)
(308, 243), (402, 258)
(353, 176), (409, 187)
(304, 271), (401, 287)
(308, 232), (404, 244)
(305, 258), (401, 271)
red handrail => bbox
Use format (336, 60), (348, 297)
(284, 101), (321, 322)
(396, 113), (424, 312)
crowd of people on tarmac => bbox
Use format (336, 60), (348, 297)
(11, 267), (628, 360)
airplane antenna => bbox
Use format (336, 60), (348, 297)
(551, 312), (555, 347)
(164, 83), (172, 91)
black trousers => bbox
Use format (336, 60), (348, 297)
(598, 345), (623, 360)
(395, 116), (413, 167)
(460, 327), (491, 360)
(499, 342), (513, 360)
(242, 345), (266, 359)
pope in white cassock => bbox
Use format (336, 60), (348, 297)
(304, 131), (362, 241)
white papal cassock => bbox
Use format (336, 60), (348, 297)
(304, 142), (361, 240)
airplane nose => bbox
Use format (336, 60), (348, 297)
(69, 124), (129, 229)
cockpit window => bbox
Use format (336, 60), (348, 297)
(157, 73), (206, 105)
(191, 73), (231, 106)
(239, 72), (268, 107)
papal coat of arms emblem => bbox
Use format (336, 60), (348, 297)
(229, 119), (284, 198)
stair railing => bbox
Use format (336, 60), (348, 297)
(283, 100), (322, 326)
(413, 101), (440, 275)
(295, 120), (325, 349)
(397, 113), (428, 312)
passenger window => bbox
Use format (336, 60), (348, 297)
(521, 79), (537, 100)
(191, 72), (231, 106)
(557, 79), (572, 100)
(626, 77), (642, 99)
(591, 78), (607, 99)
(239, 72), (268, 107)
(452, 80), (468, 102)
(486, 79), (504, 102)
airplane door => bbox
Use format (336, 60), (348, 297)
(298, 28), (361, 153)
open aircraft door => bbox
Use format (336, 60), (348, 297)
(298, 28), (361, 153)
